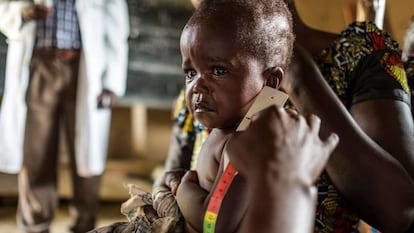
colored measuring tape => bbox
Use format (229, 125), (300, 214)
(202, 87), (288, 232)
(203, 163), (237, 233)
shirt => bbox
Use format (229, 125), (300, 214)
(35, 0), (81, 49)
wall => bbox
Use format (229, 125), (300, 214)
(295, 0), (414, 45)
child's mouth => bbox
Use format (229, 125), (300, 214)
(195, 102), (213, 112)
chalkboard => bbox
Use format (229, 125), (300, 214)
(125, 0), (192, 108)
(0, 0), (193, 109)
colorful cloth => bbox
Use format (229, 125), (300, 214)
(315, 21), (409, 108)
(313, 21), (409, 233)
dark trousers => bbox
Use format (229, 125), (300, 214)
(17, 50), (101, 233)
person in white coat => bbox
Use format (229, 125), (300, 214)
(0, 0), (129, 232)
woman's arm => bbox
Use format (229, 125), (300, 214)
(283, 44), (414, 232)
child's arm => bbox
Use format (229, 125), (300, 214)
(176, 169), (250, 233)
(175, 170), (209, 232)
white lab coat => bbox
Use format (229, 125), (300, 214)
(0, 0), (130, 177)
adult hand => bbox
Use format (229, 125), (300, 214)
(97, 89), (118, 109)
(226, 106), (339, 186)
(21, 4), (52, 22)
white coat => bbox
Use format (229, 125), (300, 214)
(0, 0), (130, 177)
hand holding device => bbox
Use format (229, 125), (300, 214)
(237, 86), (288, 131)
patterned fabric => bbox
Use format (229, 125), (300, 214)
(313, 21), (409, 233)
(171, 22), (410, 233)
(35, 0), (82, 49)
(315, 21), (409, 108)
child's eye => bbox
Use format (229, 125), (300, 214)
(212, 66), (228, 76)
(184, 69), (197, 80)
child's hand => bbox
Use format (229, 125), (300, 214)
(152, 169), (187, 197)
(226, 106), (339, 186)
(152, 169), (187, 218)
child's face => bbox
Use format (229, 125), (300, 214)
(180, 11), (266, 129)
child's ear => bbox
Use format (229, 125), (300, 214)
(264, 67), (284, 89)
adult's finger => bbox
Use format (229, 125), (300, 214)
(307, 114), (321, 134)
(323, 133), (339, 157)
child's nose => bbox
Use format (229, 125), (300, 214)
(193, 74), (210, 93)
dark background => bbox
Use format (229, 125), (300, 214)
(0, 0), (193, 109)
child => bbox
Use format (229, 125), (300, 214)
(174, 0), (331, 232)
(90, 0), (338, 232)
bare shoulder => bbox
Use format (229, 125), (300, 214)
(196, 129), (233, 191)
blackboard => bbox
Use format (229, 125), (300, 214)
(125, 0), (193, 108)
(0, 0), (193, 109)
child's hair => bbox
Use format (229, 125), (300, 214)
(186, 0), (295, 70)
